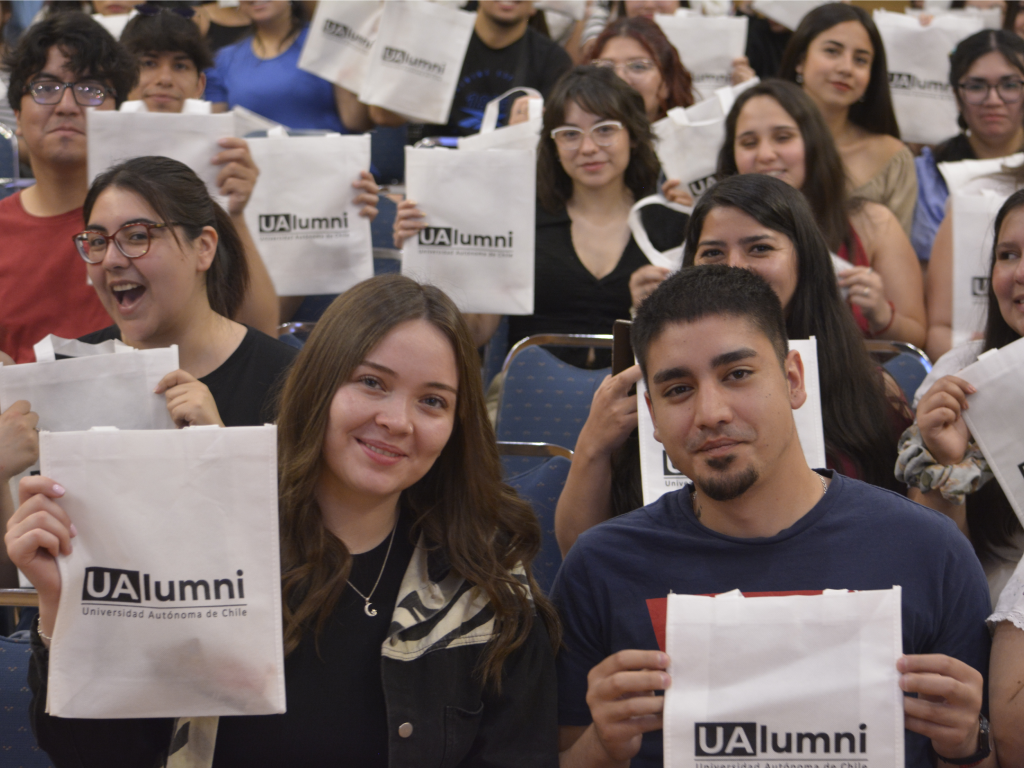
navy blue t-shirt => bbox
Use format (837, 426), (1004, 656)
(551, 472), (991, 768)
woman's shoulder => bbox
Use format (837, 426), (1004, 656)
(238, 326), (300, 367)
(848, 199), (901, 251)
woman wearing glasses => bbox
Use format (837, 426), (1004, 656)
(917, 32), (1024, 361)
(72, 155), (297, 427)
(779, 3), (917, 236)
(395, 66), (686, 371)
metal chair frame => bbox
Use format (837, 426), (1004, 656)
(501, 333), (614, 373)
(497, 441), (573, 460)
(863, 339), (932, 367)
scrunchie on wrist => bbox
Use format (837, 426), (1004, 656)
(894, 424), (992, 504)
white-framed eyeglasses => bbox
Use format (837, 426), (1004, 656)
(550, 120), (625, 151)
(592, 58), (657, 78)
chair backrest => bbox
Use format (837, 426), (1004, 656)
(503, 455), (572, 596)
(0, 121), (19, 201)
(496, 344), (609, 474)
(0, 635), (52, 767)
(864, 340), (932, 403)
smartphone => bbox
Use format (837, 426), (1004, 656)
(612, 320), (637, 395)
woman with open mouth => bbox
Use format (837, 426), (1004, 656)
(71, 155), (298, 427)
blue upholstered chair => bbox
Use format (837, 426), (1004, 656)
(499, 443), (573, 595)
(0, 590), (51, 768)
(495, 335), (612, 475)
(864, 340), (933, 404)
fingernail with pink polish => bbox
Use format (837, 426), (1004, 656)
(52, 483), (65, 495)
(70, 524), (78, 537)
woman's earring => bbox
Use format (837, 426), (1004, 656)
(795, 73), (803, 84)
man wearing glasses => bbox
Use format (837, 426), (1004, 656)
(0, 11), (136, 362)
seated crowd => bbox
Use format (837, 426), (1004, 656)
(0, 1), (1022, 766)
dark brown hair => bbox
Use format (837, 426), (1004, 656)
(965, 190), (1024, 562)
(778, 3), (900, 139)
(537, 65), (660, 212)
(121, 6), (215, 72)
(2, 10), (138, 113)
(949, 28), (1024, 131)
(588, 15), (695, 118)
(717, 79), (851, 253)
(681, 174), (902, 492)
(83, 156), (249, 320)
(275, 275), (560, 689)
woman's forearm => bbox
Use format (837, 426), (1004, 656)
(555, 450), (615, 557)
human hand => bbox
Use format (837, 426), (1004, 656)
(661, 179), (694, 207)
(0, 401), (39, 482)
(916, 376), (975, 466)
(213, 137), (259, 216)
(585, 649), (670, 764)
(394, 198), (427, 249)
(155, 370), (225, 428)
(509, 95), (541, 126)
(353, 170), (380, 221)
(839, 266), (892, 333)
(731, 56), (756, 86)
(5, 476), (73, 616)
(578, 366), (643, 460)
(630, 264), (671, 309)
(899, 654), (985, 761)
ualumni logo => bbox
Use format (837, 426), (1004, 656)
(258, 212), (348, 234)
(418, 226), (514, 255)
(889, 72), (950, 97)
(382, 47), (445, 77)
(323, 19), (372, 50)
(82, 565), (245, 604)
(695, 721), (868, 757)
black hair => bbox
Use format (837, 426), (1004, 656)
(2, 10), (138, 113)
(83, 156), (249, 320)
(680, 175), (903, 491)
(964, 190), (1024, 563)
(949, 29), (1024, 131)
(537, 65), (660, 212)
(121, 8), (214, 72)
(778, 3), (900, 139)
(632, 265), (789, 380)
(717, 78), (851, 253)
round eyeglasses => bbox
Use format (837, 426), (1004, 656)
(550, 120), (625, 151)
(72, 222), (176, 264)
(25, 80), (113, 107)
(592, 58), (658, 78)
(957, 78), (1024, 106)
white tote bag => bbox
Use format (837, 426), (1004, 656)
(749, 0), (825, 31)
(297, 0), (383, 93)
(638, 338), (826, 505)
(958, 336), (1024, 526)
(401, 147), (535, 314)
(359, 1), (475, 125)
(874, 10), (984, 146)
(44, 425), (285, 719)
(458, 88), (543, 152)
(662, 588), (905, 768)
(244, 131), (374, 297)
(87, 110), (236, 199)
(951, 190), (1007, 347)
(653, 13), (748, 99)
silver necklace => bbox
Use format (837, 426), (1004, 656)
(347, 523), (397, 617)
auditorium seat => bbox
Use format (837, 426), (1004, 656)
(864, 340), (932, 403)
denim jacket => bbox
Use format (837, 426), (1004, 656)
(30, 540), (558, 767)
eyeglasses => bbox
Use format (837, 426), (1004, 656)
(72, 221), (176, 264)
(135, 3), (197, 19)
(592, 58), (658, 78)
(957, 78), (1024, 105)
(25, 80), (113, 107)
(550, 120), (625, 151)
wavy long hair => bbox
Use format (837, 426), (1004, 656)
(275, 275), (560, 688)
(682, 175), (901, 491)
(965, 191), (1024, 561)
(587, 16), (695, 118)
(717, 79), (852, 254)
(778, 3), (900, 139)
(538, 65), (660, 212)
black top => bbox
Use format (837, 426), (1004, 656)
(507, 203), (688, 368)
(205, 20), (255, 53)
(78, 326), (298, 427)
(743, 11), (792, 80)
(422, 27), (572, 137)
(213, 512), (416, 767)
(933, 133), (978, 164)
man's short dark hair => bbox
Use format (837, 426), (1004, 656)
(631, 265), (789, 383)
(2, 11), (138, 113)
(121, 11), (214, 72)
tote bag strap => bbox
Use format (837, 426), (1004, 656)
(628, 194), (693, 271)
(480, 86), (542, 133)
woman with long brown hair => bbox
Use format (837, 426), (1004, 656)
(11, 274), (560, 766)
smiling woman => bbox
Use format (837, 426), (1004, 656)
(75, 156), (297, 427)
